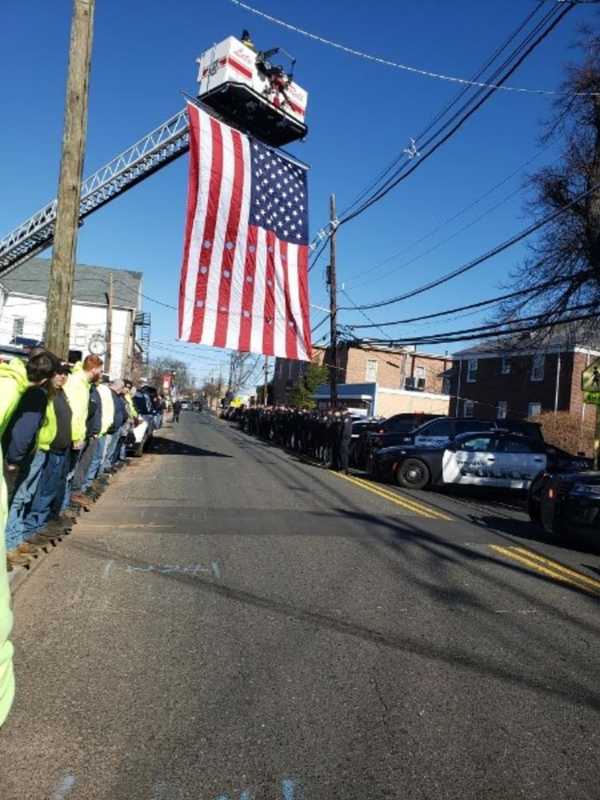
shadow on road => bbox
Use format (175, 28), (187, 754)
(151, 438), (233, 458)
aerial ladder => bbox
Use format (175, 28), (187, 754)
(0, 33), (308, 279)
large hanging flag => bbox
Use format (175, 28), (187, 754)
(178, 102), (312, 360)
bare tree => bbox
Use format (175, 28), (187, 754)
(500, 29), (600, 335)
(227, 352), (263, 395)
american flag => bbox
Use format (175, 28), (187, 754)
(178, 102), (312, 360)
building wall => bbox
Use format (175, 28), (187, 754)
(449, 351), (575, 419)
(376, 389), (450, 418)
(448, 349), (599, 454)
(0, 294), (133, 379)
(273, 344), (449, 405)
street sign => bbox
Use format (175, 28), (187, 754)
(582, 357), (600, 404)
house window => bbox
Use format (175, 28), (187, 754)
(464, 399), (475, 418)
(496, 400), (508, 420)
(466, 359), (478, 383)
(11, 317), (24, 341)
(528, 402), (542, 418)
(531, 354), (544, 382)
(365, 359), (378, 382)
(501, 357), (511, 375)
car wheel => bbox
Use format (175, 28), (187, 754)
(395, 458), (431, 490)
(134, 442), (144, 458)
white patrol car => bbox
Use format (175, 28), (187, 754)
(373, 431), (548, 491)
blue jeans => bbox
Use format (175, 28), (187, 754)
(5, 450), (46, 550)
(81, 437), (103, 491)
(22, 451), (69, 535)
(58, 449), (80, 515)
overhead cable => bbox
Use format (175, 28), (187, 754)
(339, 179), (600, 311)
(225, 0), (590, 95)
(339, 3), (573, 226)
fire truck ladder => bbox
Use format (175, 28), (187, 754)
(0, 108), (190, 277)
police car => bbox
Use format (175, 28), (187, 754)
(528, 471), (600, 539)
(373, 431), (548, 491)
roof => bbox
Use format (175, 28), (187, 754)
(0, 257), (142, 311)
(453, 321), (600, 359)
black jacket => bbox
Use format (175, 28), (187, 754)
(109, 392), (128, 432)
(3, 386), (49, 465)
(86, 384), (102, 438)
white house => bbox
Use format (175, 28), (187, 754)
(0, 258), (143, 379)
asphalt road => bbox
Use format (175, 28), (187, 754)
(2, 411), (600, 800)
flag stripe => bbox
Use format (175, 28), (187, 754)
(198, 118), (234, 346)
(225, 133), (251, 351)
(250, 227), (267, 355)
(286, 245), (304, 360)
(178, 106), (201, 339)
(280, 241), (298, 360)
(262, 230), (276, 356)
(298, 245), (312, 359)
(273, 238), (286, 358)
(189, 114), (223, 343)
(214, 128), (245, 349)
(237, 225), (258, 352)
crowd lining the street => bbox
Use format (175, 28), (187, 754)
(0, 348), (167, 728)
(236, 406), (356, 471)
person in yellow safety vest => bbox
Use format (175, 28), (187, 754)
(0, 350), (60, 728)
(60, 356), (104, 515)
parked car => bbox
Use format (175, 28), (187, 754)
(361, 413), (440, 470)
(373, 431), (550, 491)
(528, 471), (600, 539)
(404, 416), (543, 449)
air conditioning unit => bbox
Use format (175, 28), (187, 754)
(404, 377), (416, 390)
(417, 378), (426, 390)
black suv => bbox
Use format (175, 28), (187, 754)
(406, 416), (543, 449)
(362, 413), (440, 470)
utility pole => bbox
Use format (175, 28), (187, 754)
(264, 356), (270, 406)
(327, 193), (338, 410)
(45, 0), (95, 359)
(104, 272), (113, 375)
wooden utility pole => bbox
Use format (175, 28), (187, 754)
(45, 0), (95, 359)
(104, 273), (113, 375)
(327, 194), (338, 410)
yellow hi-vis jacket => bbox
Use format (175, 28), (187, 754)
(63, 363), (91, 443)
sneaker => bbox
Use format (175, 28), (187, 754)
(17, 542), (39, 556)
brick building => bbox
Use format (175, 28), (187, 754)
(273, 342), (451, 417)
(448, 331), (599, 455)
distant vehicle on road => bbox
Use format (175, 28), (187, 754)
(528, 471), (600, 540)
(373, 431), (549, 491)
(180, 400), (191, 410)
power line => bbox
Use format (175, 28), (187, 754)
(343, 142), (551, 288)
(225, 0), (591, 95)
(339, 3), (573, 226)
(342, 273), (594, 329)
(340, 179), (600, 311)
(359, 310), (597, 348)
(337, 2), (554, 221)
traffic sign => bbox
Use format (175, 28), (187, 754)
(582, 357), (600, 404)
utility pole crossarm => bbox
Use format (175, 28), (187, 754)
(0, 109), (190, 277)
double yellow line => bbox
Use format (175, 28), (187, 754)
(335, 472), (452, 521)
(490, 545), (600, 596)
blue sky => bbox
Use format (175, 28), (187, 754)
(1, 0), (596, 386)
